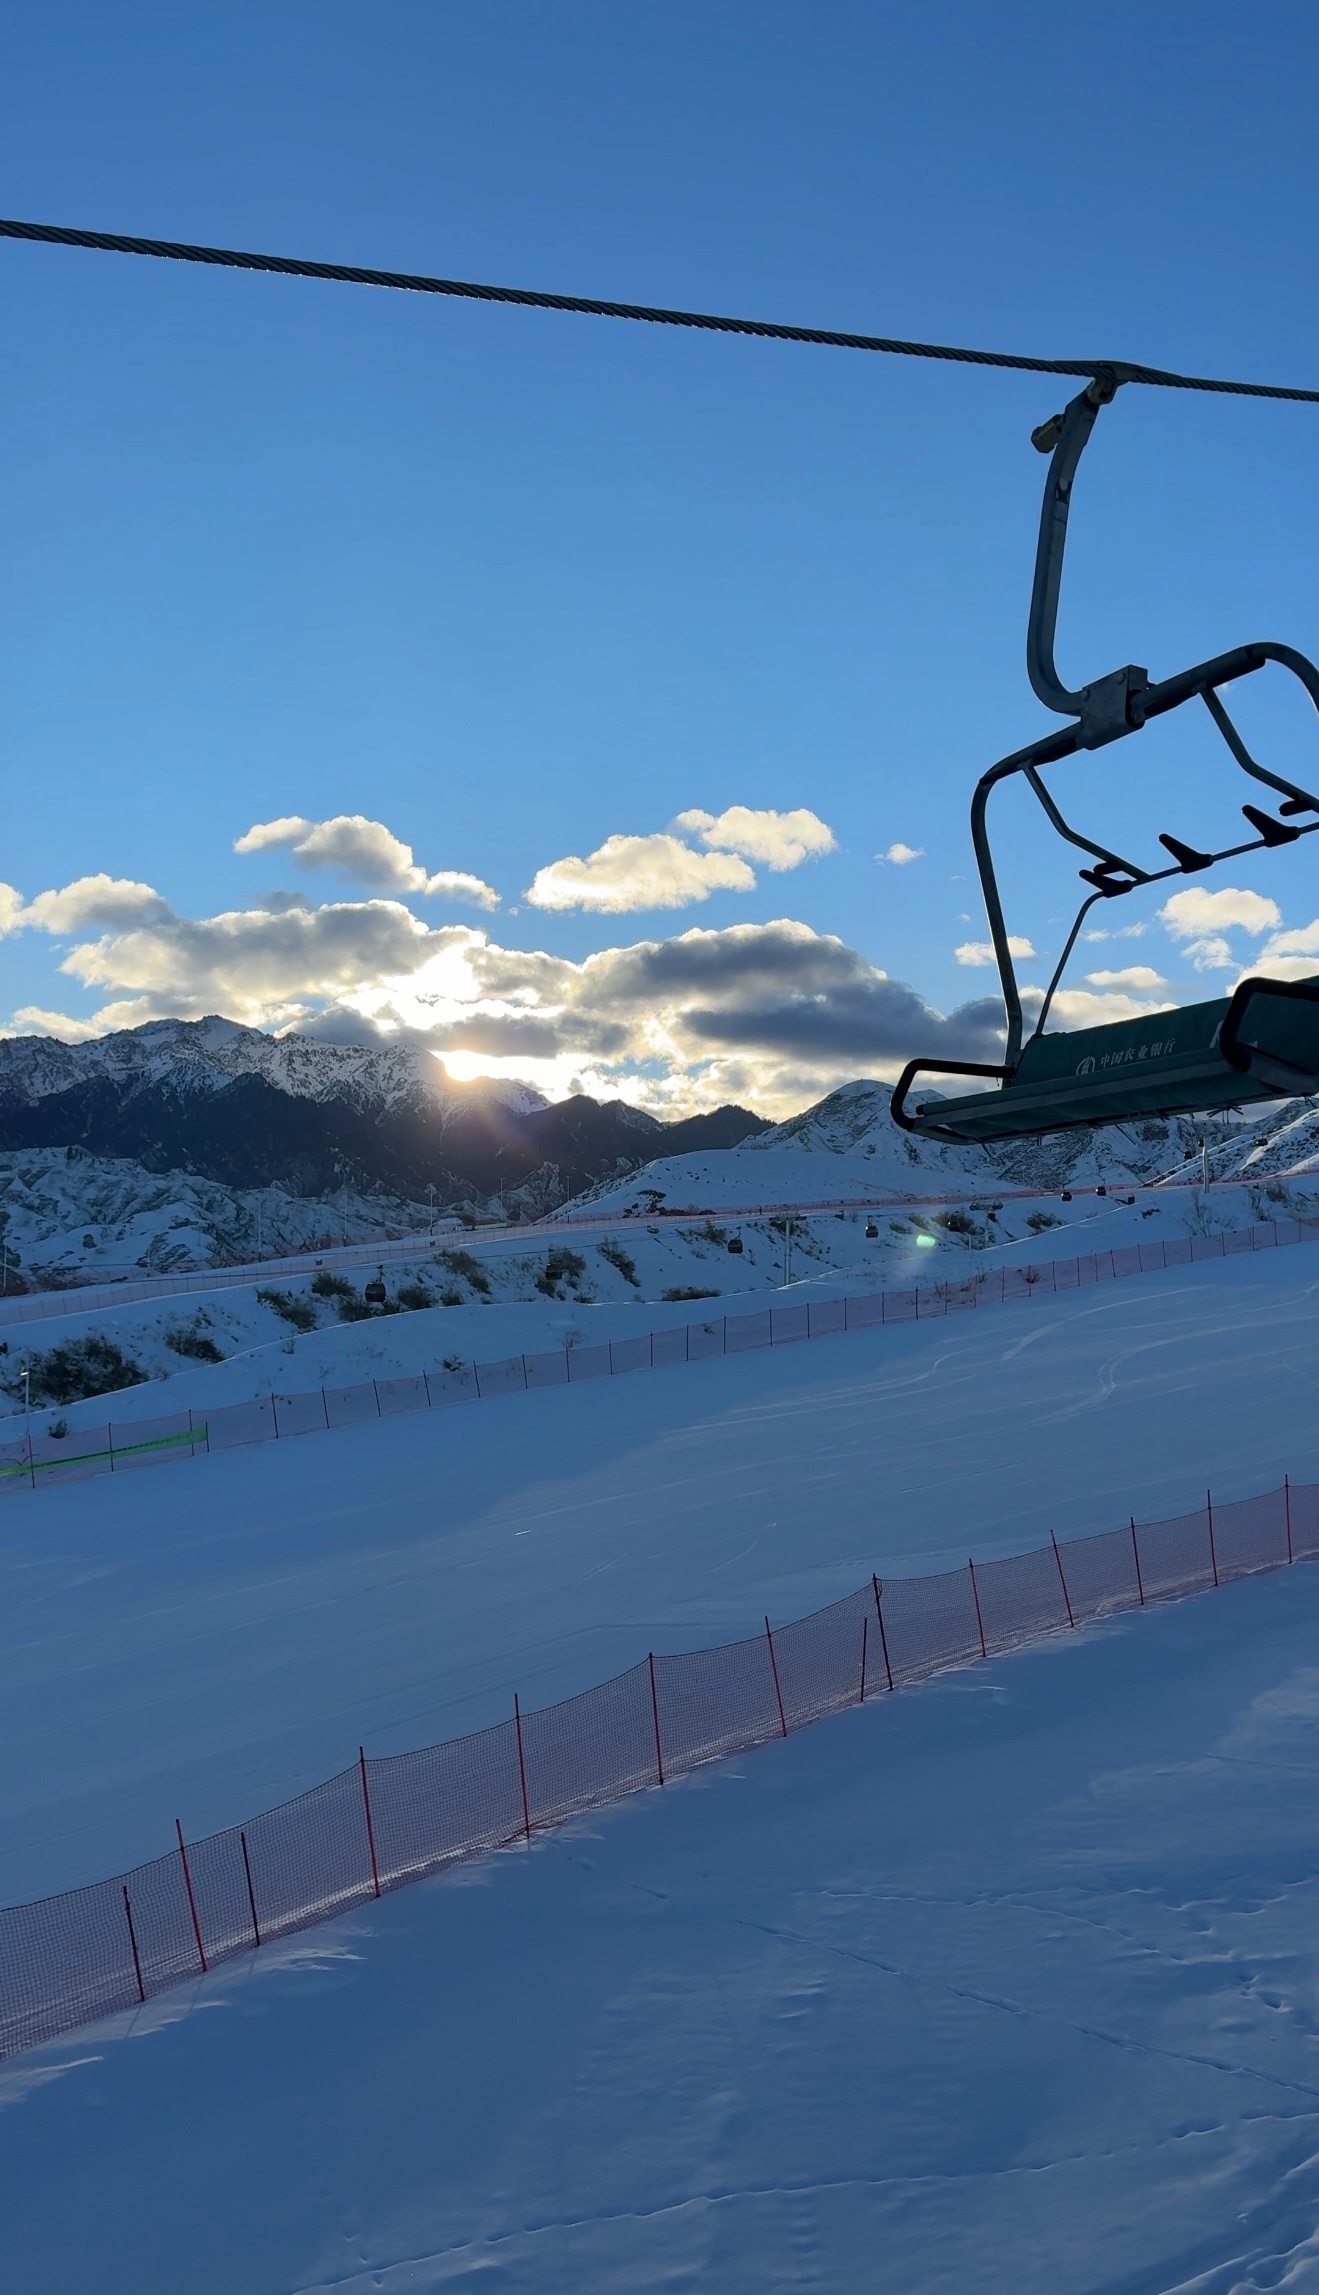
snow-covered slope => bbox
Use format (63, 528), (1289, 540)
(6, 1249), (1319, 2291)
(0, 1148), (434, 1285)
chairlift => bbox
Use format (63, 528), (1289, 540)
(726, 1232), (744, 1255)
(865, 1220), (879, 1239)
(364, 1268), (387, 1305)
(892, 372), (1319, 1144)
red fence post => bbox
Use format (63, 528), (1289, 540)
(175, 1818), (207, 1974)
(859, 1614), (869, 1704)
(648, 1653), (665, 1785)
(1131, 1517), (1146, 1605)
(359, 1747), (382, 1897)
(872, 1573), (894, 1691)
(122, 1884), (146, 2003)
(765, 1617), (788, 1736)
(1286, 1474), (1294, 1564)
(1207, 1489), (1219, 1587)
(240, 1829), (261, 1948)
(1051, 1531), (1075, 1628)
(968, 1560), (987, 1658)
(513, 1694), (531, 1842)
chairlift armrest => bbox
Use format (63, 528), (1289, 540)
(890, 1058), (1012, 1139)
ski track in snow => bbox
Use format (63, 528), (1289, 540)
(6, 1248), (1319, 2288)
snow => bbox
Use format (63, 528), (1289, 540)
(7, 1190), (1319, 2284)
(6, 1168), (1319, 1439)
(0, 1147), (436, 1284)
(8, 1523), (1319, 2288)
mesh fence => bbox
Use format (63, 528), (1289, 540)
(1, 1478), (1314, 2064)
(4, 1218), (1316, 1495)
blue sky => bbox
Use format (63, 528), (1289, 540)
(3, 0), (1319, 1113)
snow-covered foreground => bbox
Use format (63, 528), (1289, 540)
(9, 1559), (1319, 2292)
(7, 1246), (1319, 2290)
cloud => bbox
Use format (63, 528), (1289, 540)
(1025, 984), (1174, 1029)
(673, 806), (837, 871)
(1084, 966), (1173, 992)
(955, 936), (1035, 966)
(1159, 886), (1281, 940)
(1180, 936), (1236, 972)
(1247, 922), (1319, 983)
(6, 876), (172, 934)
(6, 873), (1008, 1117)
(876, 843), (924, 866)
(526, 805), (837, 914)
(234, 814), (498, 908)
(525, 834), (756, 913)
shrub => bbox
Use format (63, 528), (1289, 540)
(336, 1294), (373, 1323)
(598, 1238), (639, 1286)
(937, 1209), (979, 1236)
(395, 1280), (434, 1311)
(256, 1286), (318, 1333)
(311, 1269), (355, 1300)
(438, 1249), (491, 1297)
(535, 1248), (587, 1298)
(1027, 1210), (1063, 1235)
(22, 1334), (145, 1406)
(439, 1287), (463, 1307)
(662, 1286), (721, 1302)
(163, 1315), (225, 1363)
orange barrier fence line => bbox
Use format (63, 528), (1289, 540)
(0, 1473), (1309, 2064)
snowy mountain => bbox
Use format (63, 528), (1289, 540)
(746, 1078), (1319, 1190)
(0, 1018), (767, 1213)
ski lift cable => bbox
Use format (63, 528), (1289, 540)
(2, 214), (1318, 405)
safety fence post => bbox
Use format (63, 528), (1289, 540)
(122, 1884), (145, 2003)
(969, 1560), (987, 1658)
(240, 1829), (261, 1947)
(1051, 1531), (1075, 1627)
(1286, 1474), (1294, 1564)
(513, 1694), (531, 1842)
(859, 1614), (869, 1704)
(765, 1617), (788, 1736)
(648, 1653), (665, 1784)
(872, 1574), (894, 1691)
(359, 1747), (382, 1897)
(1207, 1489), (1219, 1587)
(175, 1818), (207, 1973)
(1131, 1517), (1145, 1605)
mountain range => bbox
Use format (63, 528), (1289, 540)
(0, 1018), (768, 1215)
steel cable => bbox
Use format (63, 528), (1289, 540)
(2, 214), (1317, 404)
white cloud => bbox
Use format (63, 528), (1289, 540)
(1181, 935), (1236, 971)
(1159, 886), (1281, 940)
(527, 805), (836, 916)
(1025, 984), (1174, 1029)
(1084, 966), (1173, 992)
(525, 834), (756, 913)
(955, 935), (1035, 967)
(1259, 921), (1319, 963)
(876, 842), (924, 866)
(1081, 921), (1148, 942)
(674, 806), (837, 870)
(234, 814), (498, 908)
(1243, 923), (1319, 984)
(0, 876), (171, 935)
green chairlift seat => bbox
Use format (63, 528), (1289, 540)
(891, 371), (1319, 1148)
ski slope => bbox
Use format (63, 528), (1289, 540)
(5, 1245), (1319, 2290)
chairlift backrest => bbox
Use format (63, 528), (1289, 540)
(892, 376), (1319, 1144)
